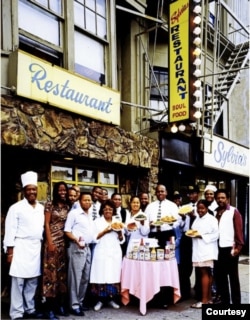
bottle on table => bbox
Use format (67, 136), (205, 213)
(144, 242), (150, 261)
(150, 247), (156, 261)
(139, 238), (145, 260)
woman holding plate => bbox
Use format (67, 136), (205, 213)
(189, 199), (219, 308)
(125, 196), (150, 255)
(89, 199), (125, 311)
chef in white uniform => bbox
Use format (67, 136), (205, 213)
(3, 171), (44, 320)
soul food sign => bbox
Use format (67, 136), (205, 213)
(8, 50), (120, 125)
(169, 0), (190, 122)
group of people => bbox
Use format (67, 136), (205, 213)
(3, 171), (244, 320)
(174, 185), (244, 308)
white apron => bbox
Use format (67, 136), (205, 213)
(10, 238), (42, 278)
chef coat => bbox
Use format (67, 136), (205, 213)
(3, 198), (44, 278)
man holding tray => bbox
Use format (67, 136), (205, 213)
(145, 184), (180, 308)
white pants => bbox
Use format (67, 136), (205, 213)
(10, 276), (38, 320)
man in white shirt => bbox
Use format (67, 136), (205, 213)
(90, 186), (102, 220)
(64, 192), (95, 316)
(145, 184), (179, 249)
(145, 184), (179, 308)
(3, 171), (44, 320)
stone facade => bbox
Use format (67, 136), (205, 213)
(1, 95), (159, 197)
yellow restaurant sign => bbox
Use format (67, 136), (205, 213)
(9, 50), (120, 125)
(169, 0), (190, 122)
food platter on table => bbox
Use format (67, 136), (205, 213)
(178, 205), (193, 215)
(185, 229), (200, 237)
(134, 213), (147, 221)
(111, 222), (124, 231)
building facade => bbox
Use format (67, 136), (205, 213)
(1, 0), (249, 250)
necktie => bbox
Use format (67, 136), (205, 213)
(92, 202), (97, 220)
(157, 201), (161, 221)
(189, 204), (196, 228)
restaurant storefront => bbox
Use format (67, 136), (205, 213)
(159, 133), (249, 254)
(1, 50), (159, 217)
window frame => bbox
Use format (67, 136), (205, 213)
(51, 162), (119, 197)
(13, 0), (114, 86)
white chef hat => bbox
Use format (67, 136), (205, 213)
(21, 171), (38, 188)
(204, 184), (217, 193)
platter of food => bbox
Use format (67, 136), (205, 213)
(178, 205), (193, 215)
(160, 215), (177, 224)
(134, 213), (147, 221)
(127, 222), (137, 232)
(151, 220), (164, 227)
(185, 229), (200, 237)
(111, 222), (124, 231)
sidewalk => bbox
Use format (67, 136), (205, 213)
(1, 255), (249, 319)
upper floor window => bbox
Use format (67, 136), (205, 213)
(18, 0), (63, 65)
(74, 0), (107, 83)
(149, 67), (168, 123)
(17, 0), (108, 84)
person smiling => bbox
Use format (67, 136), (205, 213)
(89, 200), (125, 311)
(190, 199), (219, 309)
(3, 171), (44, 320)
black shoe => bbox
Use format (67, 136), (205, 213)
(81, 304), (90, 311)
(70, 308), (84, 316)
(43, 311), (59, 320)
(56, 306), (69, 317)
(24, 312), (44, 319)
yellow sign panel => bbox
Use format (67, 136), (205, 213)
(9, 50), (120, 125)
(169, 0), (190, 122)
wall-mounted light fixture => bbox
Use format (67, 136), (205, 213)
(178, 123), (186, 132)
(171, 123), (178, 133)
(192, 0), (202, 120)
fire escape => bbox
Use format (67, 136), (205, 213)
(198, 0), (249, 152)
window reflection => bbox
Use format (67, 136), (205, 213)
(100, 172), (115, 184)
(78, 169), (96, 182)
(52, 166), (73, 180)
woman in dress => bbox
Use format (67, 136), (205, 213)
(90, 199), (125, 311)
(190, 199), (219, 308)
(125, 196), (150, 255)
(42, 181), (70, 319)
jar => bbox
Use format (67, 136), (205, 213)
(157, 249), (164, 260)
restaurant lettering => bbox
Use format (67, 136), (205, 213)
(214, 141), (247, 168)
(29, 63), (112, 113)
(170, 24), (187, 100)
(168, 0), (189, 122)
(171, 2), (189, 24)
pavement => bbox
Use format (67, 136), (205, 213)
(1, 255), (249, 320)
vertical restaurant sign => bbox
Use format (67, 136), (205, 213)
(169, 0), (189, 122)
(8, 50), (120, 125)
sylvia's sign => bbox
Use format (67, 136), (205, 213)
(9, 50), (120, 125)
(204, 135), (249, 177)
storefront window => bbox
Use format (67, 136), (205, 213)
(51, 163), (118, 197)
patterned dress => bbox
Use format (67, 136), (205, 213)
(42, 201), (69, 297)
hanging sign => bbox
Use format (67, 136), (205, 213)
(9, 50), (120, 125)
(169, 0), (190, 122)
